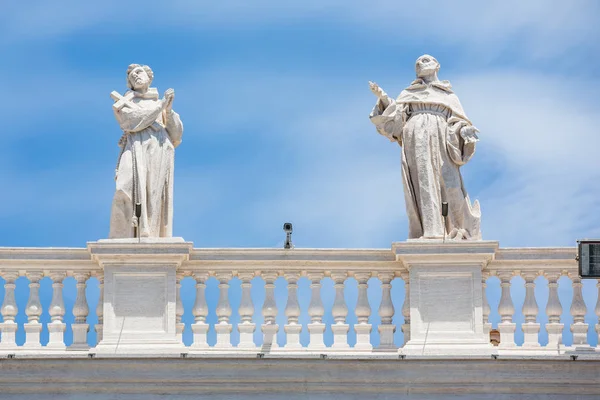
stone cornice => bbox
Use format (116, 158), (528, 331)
(487, 247), (577, 276)
(393, 240), (499, 269)
(184, 247), (401, 274)
(0, 243), (578, 275)
(0, 247), (95, 271)
(0, 358), (598, 397)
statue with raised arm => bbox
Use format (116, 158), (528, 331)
(369, 55), (481, 240)
(108, 64), (184, 238)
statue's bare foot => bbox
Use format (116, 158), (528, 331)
(448, 228), (470, 240)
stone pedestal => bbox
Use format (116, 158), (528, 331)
(23, 322), (43, 348)
(214, 323), (233, 349)
(331, 324), (350, 350)
(354, 324), (373, 351)
(238, 323), (257, 349)
(47, 322), (67, 349)
(0, 322), (18, 349)
(261, 323), (279, 351)
(522, 323), (541, 348)
(283, 324), (302, 349)
(377, 325), (396, 351)
(88, 238), (192, 355)
(394, 240), (497, 356)
(546, 323), (564, 350)
(190, 324), (209, 350)
(307, 323), (326, 350)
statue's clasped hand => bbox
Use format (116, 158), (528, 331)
(163, 88), (175, 112)
(460, 126), (479, 144)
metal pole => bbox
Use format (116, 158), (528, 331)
(442, 202), (448, 242)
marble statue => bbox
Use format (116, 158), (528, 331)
(369, 55), (481, 240)
(108, 64), (183, 238)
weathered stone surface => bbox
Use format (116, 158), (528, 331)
(370, 55), (481, 240)
(0, 358), (599, 399)
(109, 64), (183, 239)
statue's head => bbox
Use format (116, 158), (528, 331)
(415, 55), (440, 78)
(126, 64), (154, 92)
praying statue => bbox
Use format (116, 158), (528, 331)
(369, 55), (481, 240)
(108, 64), (183, 238)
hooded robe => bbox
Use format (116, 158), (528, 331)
(370, 79), (481, 240)
(109, 87), (183, 238)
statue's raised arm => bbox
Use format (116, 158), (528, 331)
(368, 55), (482, 241)
(368, 81), (405, 144)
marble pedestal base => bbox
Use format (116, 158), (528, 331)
(394, 240), (498, 357)
(88, 238), (191, 355)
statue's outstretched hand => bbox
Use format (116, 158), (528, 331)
(369, 81), (387, 99)
(460, 126), (479, 144)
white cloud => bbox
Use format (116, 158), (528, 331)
(213, 68), (600, 248)
(0, 58), (598, 248)
(2, 1), (597, 61)
(454, 72), (600, 246)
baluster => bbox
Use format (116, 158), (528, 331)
(377, 272), (396, 350)
(191, 272), (209, 349)
(497, 271), (515, 348)
(237, 272), (256, 349)
(307, 271), (325, 350)
(215, 272), (232, 348)
(23, 271), (43, 348)
(354, 272), (372, 351)
(176, 272), (184, 339)
(482, 272), (491, 338)
(283, 271), (302, 350)
(570, 274), (589, 347)
(331, 272), (349, 350)
(595, 280), (600, 347)
(0, 272), (19, 348)
(521, 271), (540, 347)
(70, 272), (90, 350)
(47, 271), (67, 349)
(545, 272), (563, 350)
(261, 272), (279, 350)
(401, 272), (410, 346)
(95, 272), (104, 345)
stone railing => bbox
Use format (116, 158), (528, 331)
(181, 247), (400, 353)
(0, 241), (597, 357)
(487, 247), (597, 354)
(0, 248), (98, 351)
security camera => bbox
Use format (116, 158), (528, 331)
(283, 223), (293, 249)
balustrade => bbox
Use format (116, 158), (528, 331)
(0, 246), (598, 356)
(330, 272), (349, 349)
(283, 271), (302, 349)
(214, 272), (233, 348)
(190, 272), (209, 349)
(482, 272), (491, 337)
(487, 249), (598, 352)
(237, 272), (256, 349)
(0, 271), (19, 348)
(401, 271), (410, 346)
(377, 272), (395, 350)
(48, 271), (66, 349)
(24, 271), (43, 348)
(70, 272), (90, 350)
(261, 272), (279, 350)
(546, 272), (564, 348)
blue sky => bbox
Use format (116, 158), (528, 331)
(1, 1), (599, 347)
